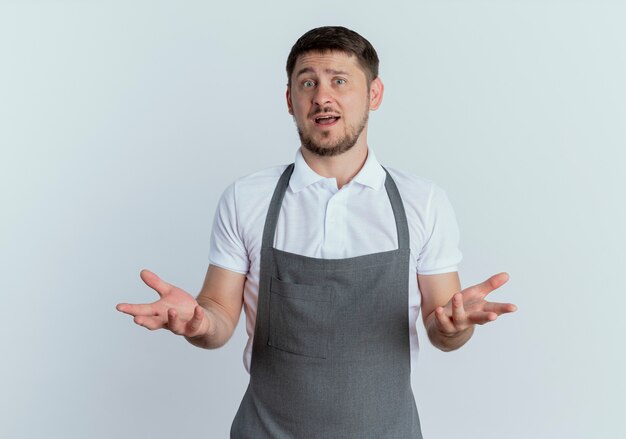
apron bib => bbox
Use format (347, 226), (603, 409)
(231, 164), (422, 438)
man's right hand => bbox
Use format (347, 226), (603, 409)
(116, 269), (213, 339)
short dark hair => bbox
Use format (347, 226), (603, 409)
(286, 26), (379, 86)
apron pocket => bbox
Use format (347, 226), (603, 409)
(268, 276), (331, 359)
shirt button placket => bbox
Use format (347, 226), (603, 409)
(324, 185), (340, 258)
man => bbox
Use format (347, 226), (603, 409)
(117, 26), (517, 438)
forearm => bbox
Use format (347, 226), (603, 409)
(185, 299), (237, 349)
(425, 311), (475, 352)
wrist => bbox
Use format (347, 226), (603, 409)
(427, 313), (474, 351)
(438, 324), (474, 339)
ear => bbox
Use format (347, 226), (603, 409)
(286, 85), (294, 115)
(368, 77), (384, 111)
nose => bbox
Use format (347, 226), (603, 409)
(312, 82), (334, 106)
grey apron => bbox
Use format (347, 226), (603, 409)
(231, 164), (422, 439)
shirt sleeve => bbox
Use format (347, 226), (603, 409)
(208, 182), (249, 275)
(416, 185), (463, 275)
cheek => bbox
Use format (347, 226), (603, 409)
(291, 97), (309, 115)
(344, 95), (369, 117)
(291, 106), (310, 126)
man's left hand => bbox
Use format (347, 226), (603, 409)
(433, 272), (517, 336)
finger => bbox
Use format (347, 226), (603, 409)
(134, 315), (166, 331)
(467, 311), (498, 325)
(451, 293), (466, 325)
(186, 306), (207, 337)
(434, 307), (456, 333)
(116, 303), (158, 317)
(139, 269), (173, 297)
(483, 302), (518, 315)
(469, 272), (510, 298)
(167, 308), (186, 335)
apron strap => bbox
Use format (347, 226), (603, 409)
(382, 166), (410, 250)
(262, 163), (410, 251)
(261, 163), (295, 249)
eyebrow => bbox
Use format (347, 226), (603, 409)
(295, 67), (351, 77)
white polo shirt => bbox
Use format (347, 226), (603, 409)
(209, 147), (462, 374)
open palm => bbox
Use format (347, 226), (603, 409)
(434, 272), (517, 334)
(116, 269), (210, 337)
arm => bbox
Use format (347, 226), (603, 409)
(419, 272), (470, 352)
(186, 265), (245, 349)
(418, 271), (516, 352)
(116, 265), (245, 349)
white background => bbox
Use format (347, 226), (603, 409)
(1, 1), (624, 438)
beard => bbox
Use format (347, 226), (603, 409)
(296, 108), (369, 157)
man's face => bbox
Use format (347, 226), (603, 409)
(286, 51), (383, 157)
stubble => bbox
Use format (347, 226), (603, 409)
(296, 108), (369, 157)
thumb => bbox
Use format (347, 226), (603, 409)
(186, 305), (212, 337)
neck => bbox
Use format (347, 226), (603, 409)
(300, 141), (368, 189)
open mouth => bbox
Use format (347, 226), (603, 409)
(314, 115), (340, 126)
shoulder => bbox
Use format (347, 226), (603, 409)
(383, 166), (440, 208)
(383, 166), (462, 271)
(220, 164), (290, 201)
(383, 166), (457, 231)
(216, 164), (291, 232)
(233, 164), (290, 189)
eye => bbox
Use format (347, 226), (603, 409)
(303, 80), (315, 88)
(335, 78), (346, 85)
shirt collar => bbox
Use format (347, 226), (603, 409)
(352, 148), (387, 190)
(289, 147), (387, 193)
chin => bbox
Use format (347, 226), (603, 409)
(302, 139), (358, 157)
